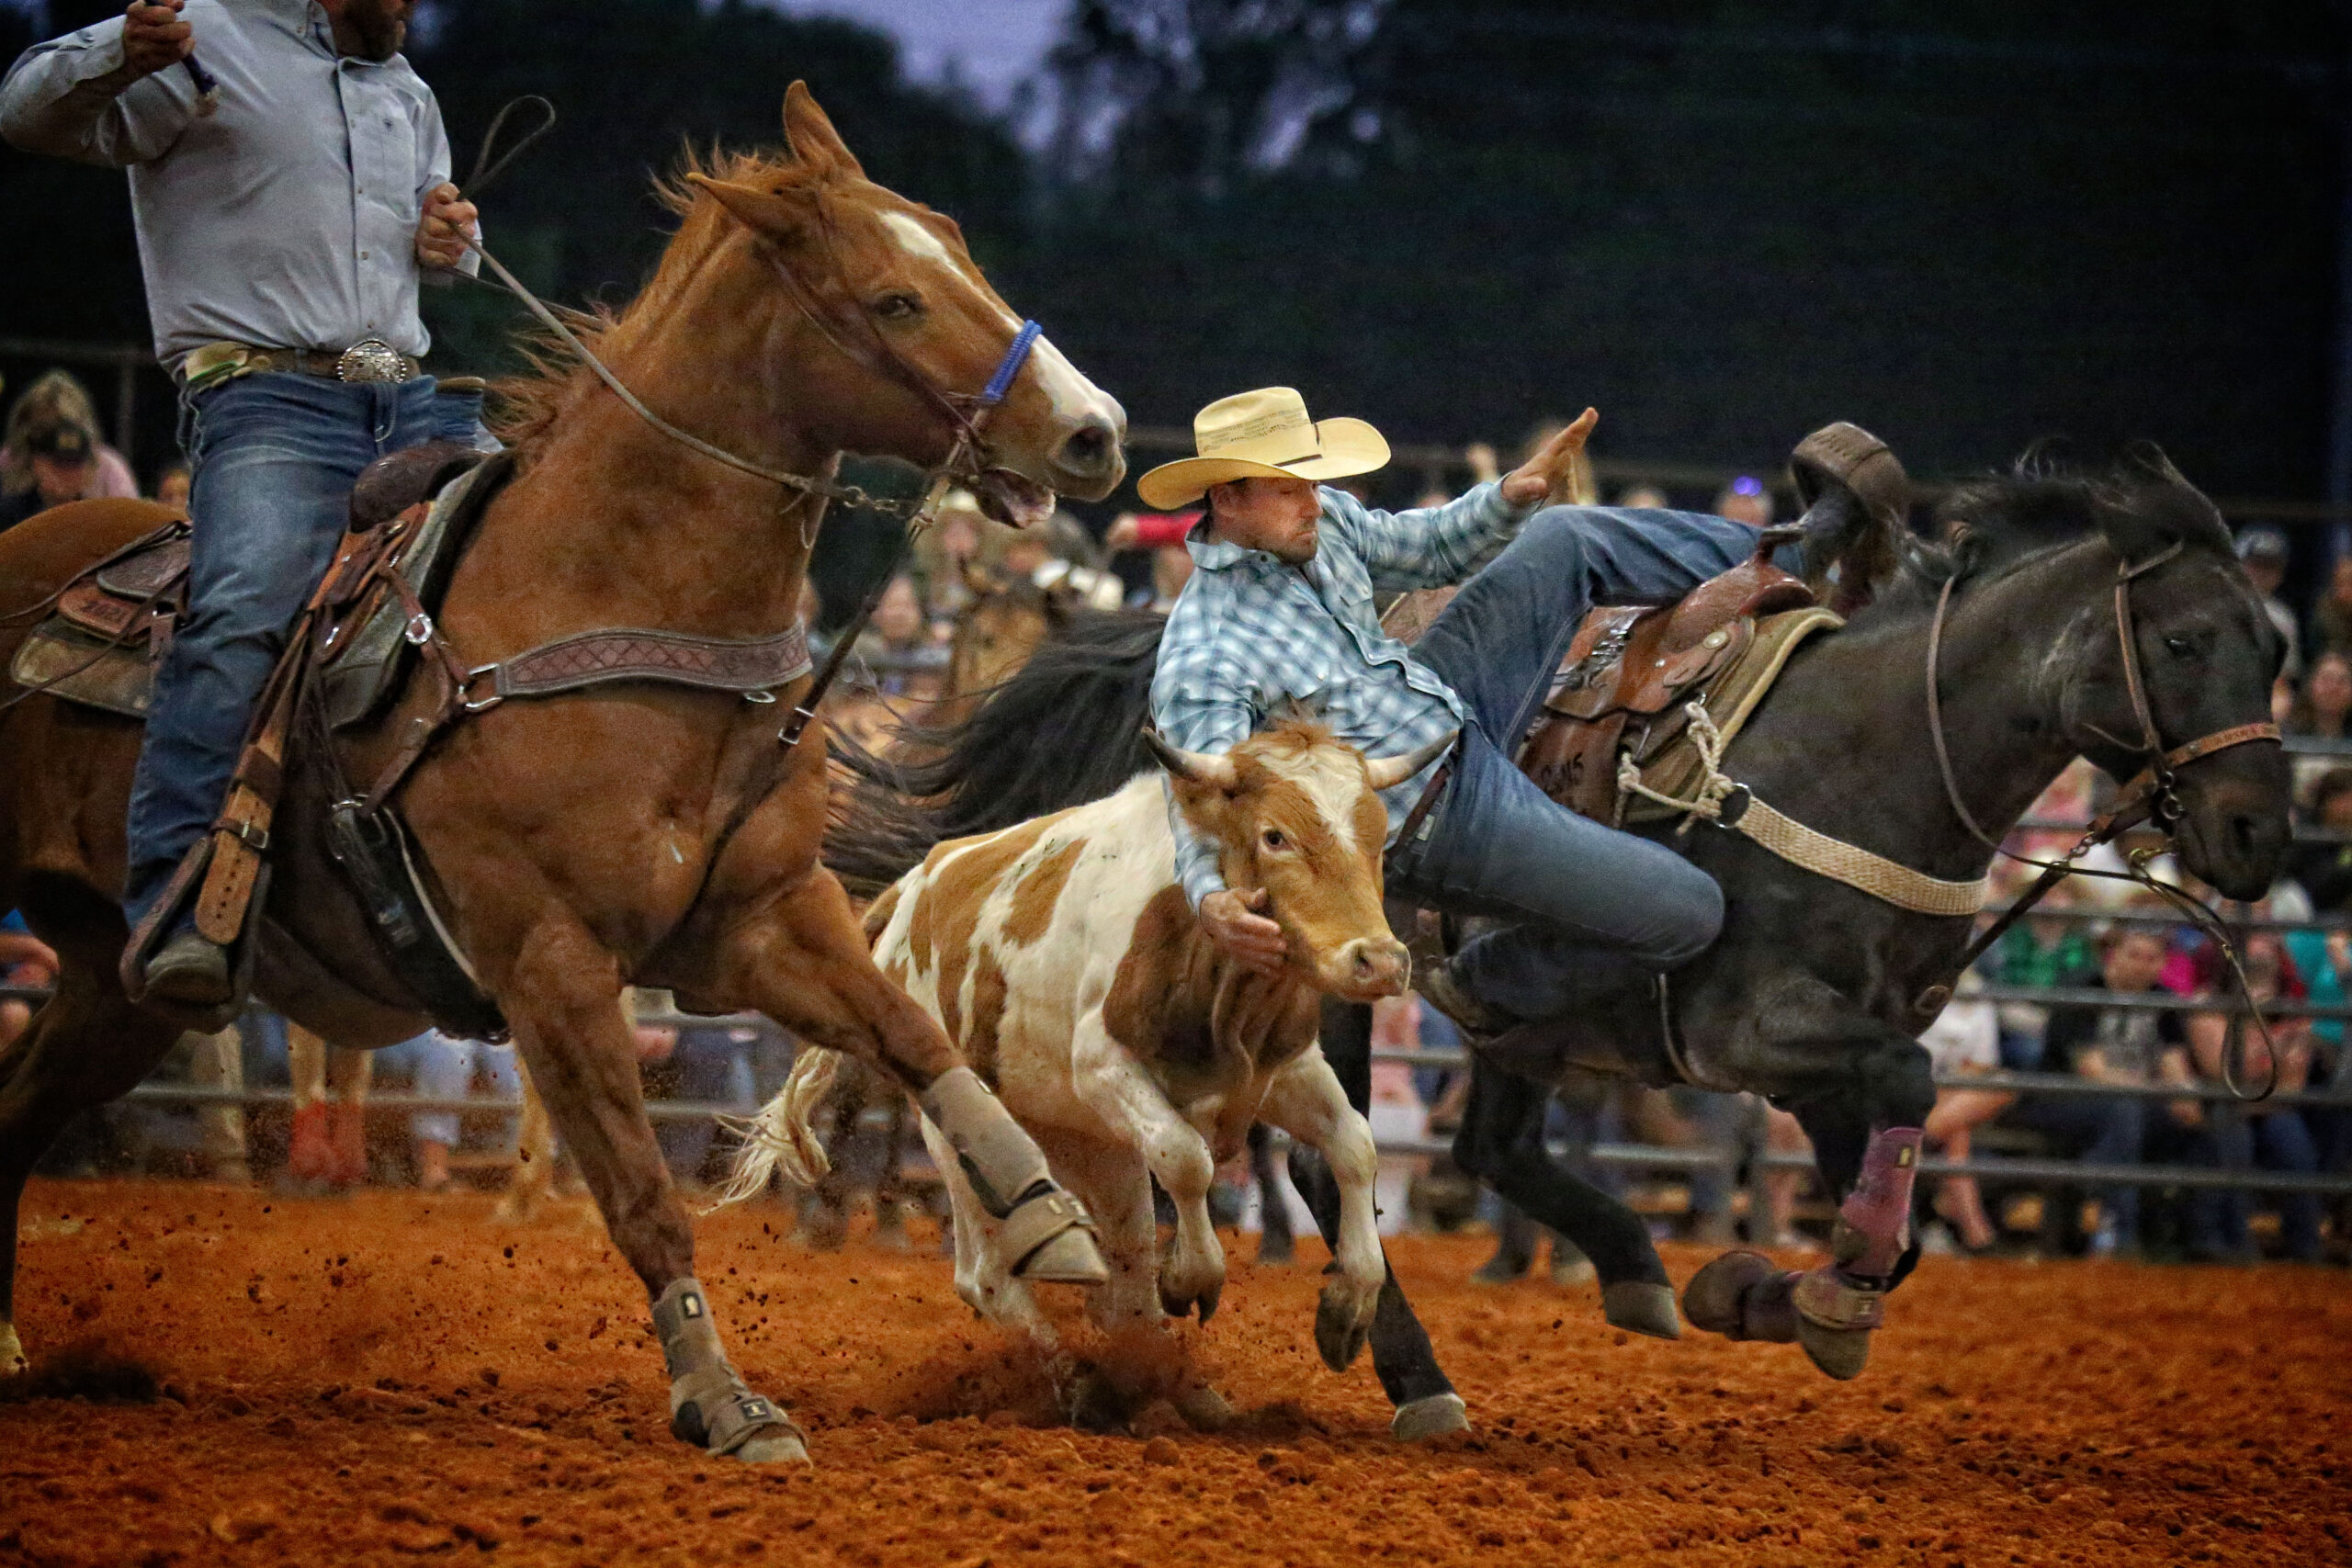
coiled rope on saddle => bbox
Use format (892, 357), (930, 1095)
(1617, 702), (1989, 919)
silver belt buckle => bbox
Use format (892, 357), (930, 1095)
(335, 338), (408, 383)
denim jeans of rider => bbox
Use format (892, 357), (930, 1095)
(1387, 505), (1776, 1023)
(123, 371), (488, 926)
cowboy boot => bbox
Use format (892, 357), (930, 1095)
(286, 1100), (333, 1188)
(328, 1101), (369, 1189)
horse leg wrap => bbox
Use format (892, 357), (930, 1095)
(1830, 1127), (1923, 1279)
(650, 1279), (808, 1463)
(918, 1067), (1105, 1285)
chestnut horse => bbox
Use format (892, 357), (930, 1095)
(0, 85), (1125, 1465)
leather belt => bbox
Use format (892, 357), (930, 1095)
(180, 338), (423, 391)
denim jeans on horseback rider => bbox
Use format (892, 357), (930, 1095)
(1388, 504), (1777, 1025)
(122, 371), (489, 928)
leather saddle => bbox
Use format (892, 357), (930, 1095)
(1487, 525), (1824, 826)
(10, 441), (496, 722)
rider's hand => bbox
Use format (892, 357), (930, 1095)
(1500, 406), (1599, 509)
(122, 0), (193, 80)
(1200, 887), (1286, 976)
(414, 182), (479, 270)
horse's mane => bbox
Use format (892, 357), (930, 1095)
(1852, 446), (2238, 626)
(489, 144), (797, 457)
(823, 610), (1169, 896)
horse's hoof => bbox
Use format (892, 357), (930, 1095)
(1159, 1275), (1222, 1324)
(1601, 1280), (1681, 1341)
(1017, 1226), (1108, 1287)
(1550, 1256), (1599, 1289)
(729, 1427), (813, 1465)
(1390, 1393), (1470, 1443)
(1795, 1315), (1872, 1381)
(1682, 1251), (1798, 1343)
(1, 1322), (24, 1378)
(1256, 1235), (1296, 1267)
(1068, 1366), (1129, 1434)
(1174, 1382), (1234, 1431)
(1313, 1276), (1377, 1372)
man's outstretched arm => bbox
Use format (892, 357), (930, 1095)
(1332, 409), (1600, 590)
(1, 1), (200, 164)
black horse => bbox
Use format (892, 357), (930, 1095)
(827, 453), (2288, 1428)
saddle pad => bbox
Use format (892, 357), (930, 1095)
(9, 620), (158, 717)
(317, 452), (512, 731)
(1623, 605), (1844, 824)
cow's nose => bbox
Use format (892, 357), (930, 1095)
(1336, 937), (1410, 998)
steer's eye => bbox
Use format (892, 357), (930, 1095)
(1262, 829), (1287, 851)
(873, 292), (923, 320)
(2163, 635), (2194, 659)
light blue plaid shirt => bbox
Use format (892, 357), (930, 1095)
(1150, 480), (1532, 910)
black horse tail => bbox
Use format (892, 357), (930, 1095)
(823, 610), (1168, 898)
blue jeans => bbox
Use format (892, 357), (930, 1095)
(2195, 1107), (2322, 1262)
(1389, 506), (1764, 1021)
(379, 1031), (522, 1150)
(657, 1027), (759, 1180)
(124, 372), (485, 924)
(2004, 1092), (2148, 1243)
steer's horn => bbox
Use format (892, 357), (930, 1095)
(1143, 727), (1240, 790)
(1363, 730), (1457, 792)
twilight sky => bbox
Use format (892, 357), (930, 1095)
(757, 0), (1069, 113)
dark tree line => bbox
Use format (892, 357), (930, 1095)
(5, 0), (2347, 511)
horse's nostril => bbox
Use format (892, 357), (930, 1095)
(1057, 419), (1116, 477)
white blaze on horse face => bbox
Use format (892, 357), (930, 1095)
(878, 213), (1117, 431)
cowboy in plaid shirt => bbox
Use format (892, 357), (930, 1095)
(1142, 389), (1773, 1039)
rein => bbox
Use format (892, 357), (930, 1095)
(1919, 538), (2284, 1098)
(453, 212), (1044, 744)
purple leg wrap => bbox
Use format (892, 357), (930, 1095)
(1830, 1127), (1922, 1279)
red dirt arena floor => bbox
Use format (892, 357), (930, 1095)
(2, 1178), (2348, 1568)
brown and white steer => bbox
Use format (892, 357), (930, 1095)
(729, 719), (1450, 1379)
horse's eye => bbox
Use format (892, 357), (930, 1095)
(2163, 635), (2195, 659)
(873, 292), (923, 320)
(1262, 829), (1287, 851)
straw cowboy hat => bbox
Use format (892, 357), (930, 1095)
(1136, 387), (1390, 510)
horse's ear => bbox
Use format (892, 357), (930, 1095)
(688, 173), (817, 243)
(783, 81), (867, 182)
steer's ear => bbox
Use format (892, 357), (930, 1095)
(1363, 730), (1456, 791)
(1143, 727), (1239, 791)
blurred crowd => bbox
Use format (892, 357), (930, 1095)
(7, 383), (2349, 1275)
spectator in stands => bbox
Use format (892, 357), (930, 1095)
(2024, 924), (2198, 1256)
(1920, 970), (2006, 1251)
(1, 908), (58, 1050)
(854, 573), (944, 702)
(1712, 476), (1773, 528)
(378, 1029), (521, 1193)
(2313, 556), (2352, 662)
(1617, 484), (1671, 510)
(2290, 650), (2352, 805)
(2285, 768), (2352, 915)
(2237, 525), (2302, 682)
(655, 1020), (761, 1191)
(2180, 940), (2324, 1262)
(153, 460), (190, 512)
(0, 420), (99, 533)
(1, 368), (137, 502)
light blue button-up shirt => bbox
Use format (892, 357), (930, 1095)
(1149, 480), (1533, 910)
(0, 0), (471, 365)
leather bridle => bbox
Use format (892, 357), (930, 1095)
(1919, 537), (2285, 1096)
(1927, 539), (2280, 854)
